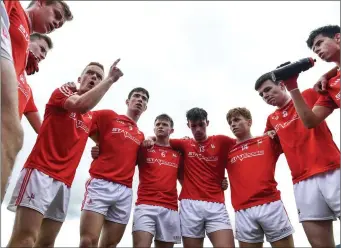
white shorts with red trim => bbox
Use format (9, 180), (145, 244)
(179, 199), (232, 238)
(132, 204), (181, 244)
(294, 168), (340, 222)
(81, 178), (132, 225)
(235, 200), (294, 243)
(7, 168), (70, 222)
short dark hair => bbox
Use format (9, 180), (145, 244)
(128, 87), (150, 101)
(186, 107), (208, 122)
(82, 62), (104, 74)
(154, 114), (174, 128)
(30, 33), (53, 49)
(28, 0), (73, 21)
(226, 107), (252, 122)
(306, 25), (340, 49)
(254, 72), (277, 90)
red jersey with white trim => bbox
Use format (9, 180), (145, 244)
(24, 86), (93, 187)
(89, 110), (144, 188)
(4, 0), (30, 78)
(227, 136), (282, 211)
(18, 73), (37, 119)
(264, 88), (340, 184)
(315, 70), (340, 109)
(136, 145), (182, 211)
(170, 135), (236, 203)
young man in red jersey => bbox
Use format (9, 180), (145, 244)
(2, 34), (53, 197)
(6, 59), (123, 248)
(280, 25), (340, 129)
(255, 71), (340, 247)
(2, 0), (73, 202)
(147, 107), (236, 248)
(19, 33), (53, 134)
(79, 87), (149, 248)
(133, 114), (182, 248)
(1, 0), (23, 203)
(226, 107), (294, 248)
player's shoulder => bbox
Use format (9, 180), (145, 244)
(53, 85), (75, 97)
(302, 88), (318, 97)
(92, 109), (118, 118)
(211, 135), (237, 146)
(302, 88), (320, 106)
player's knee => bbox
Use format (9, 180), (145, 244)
(35, 236), (56, 248)
(79, 234), (99, 248)
(10, 230), (37, 248)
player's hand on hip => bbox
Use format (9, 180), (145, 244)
(91, 145), (100, 159)
(107, 58), (123, 83)
(313, 76), (329, 94)
(221, 177), (228, 190)
(25, 50), (39, 75)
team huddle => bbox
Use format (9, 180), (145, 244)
(1, 1), (340, 248)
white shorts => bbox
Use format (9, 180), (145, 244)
(132, 204), (181, 244)
(81, 178), (133, 225)
(235, 200), (294, 243)
(0, 0), (13, 62)
(294, 169), (340, 222)
(7, 168), (71, 222)
(179, 199), (232, 238)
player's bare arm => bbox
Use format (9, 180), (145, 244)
(289, 87), (333, 128)
(25, 112), (42, 134)
(64, 59), (123, 113)
(276, 68), (334, 128)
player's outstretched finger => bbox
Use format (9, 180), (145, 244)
(113, 58), (121, 67)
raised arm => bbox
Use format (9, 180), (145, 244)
(283, 77), (333, 128)
(64, 59), (123, 113)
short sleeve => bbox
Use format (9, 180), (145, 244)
(315, 94), (338, 110)
(47, 86), (75, 109)
(23, 92), (38, 114)
(170, 139), (187, 152)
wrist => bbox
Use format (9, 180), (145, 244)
(104, 77), (115, 84)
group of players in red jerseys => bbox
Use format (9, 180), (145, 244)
(1, 0), (340, 247)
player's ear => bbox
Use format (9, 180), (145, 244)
(186, 122), (190, 128)
(248, 119), (252, 127)
(77, 77), (81, 84)
(125, 99), (129, 107)
(143, 104), (148, 111)
(335, 33), (340, 43)
(206, 120), (210, 127)
(279, 81), (286, 91)
(170, 128), (174, 134)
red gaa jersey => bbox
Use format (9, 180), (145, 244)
(136, 144), (182, 211)
(265, 88), (340, 184)
(89, 110), (144, 188)
(18, 73), (38, 119)
(227, 136), (281, 211)
(170, 135), (236, 203)
(24, 86), (93, 187)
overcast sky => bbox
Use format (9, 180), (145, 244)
(1, 1), (340, 247)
